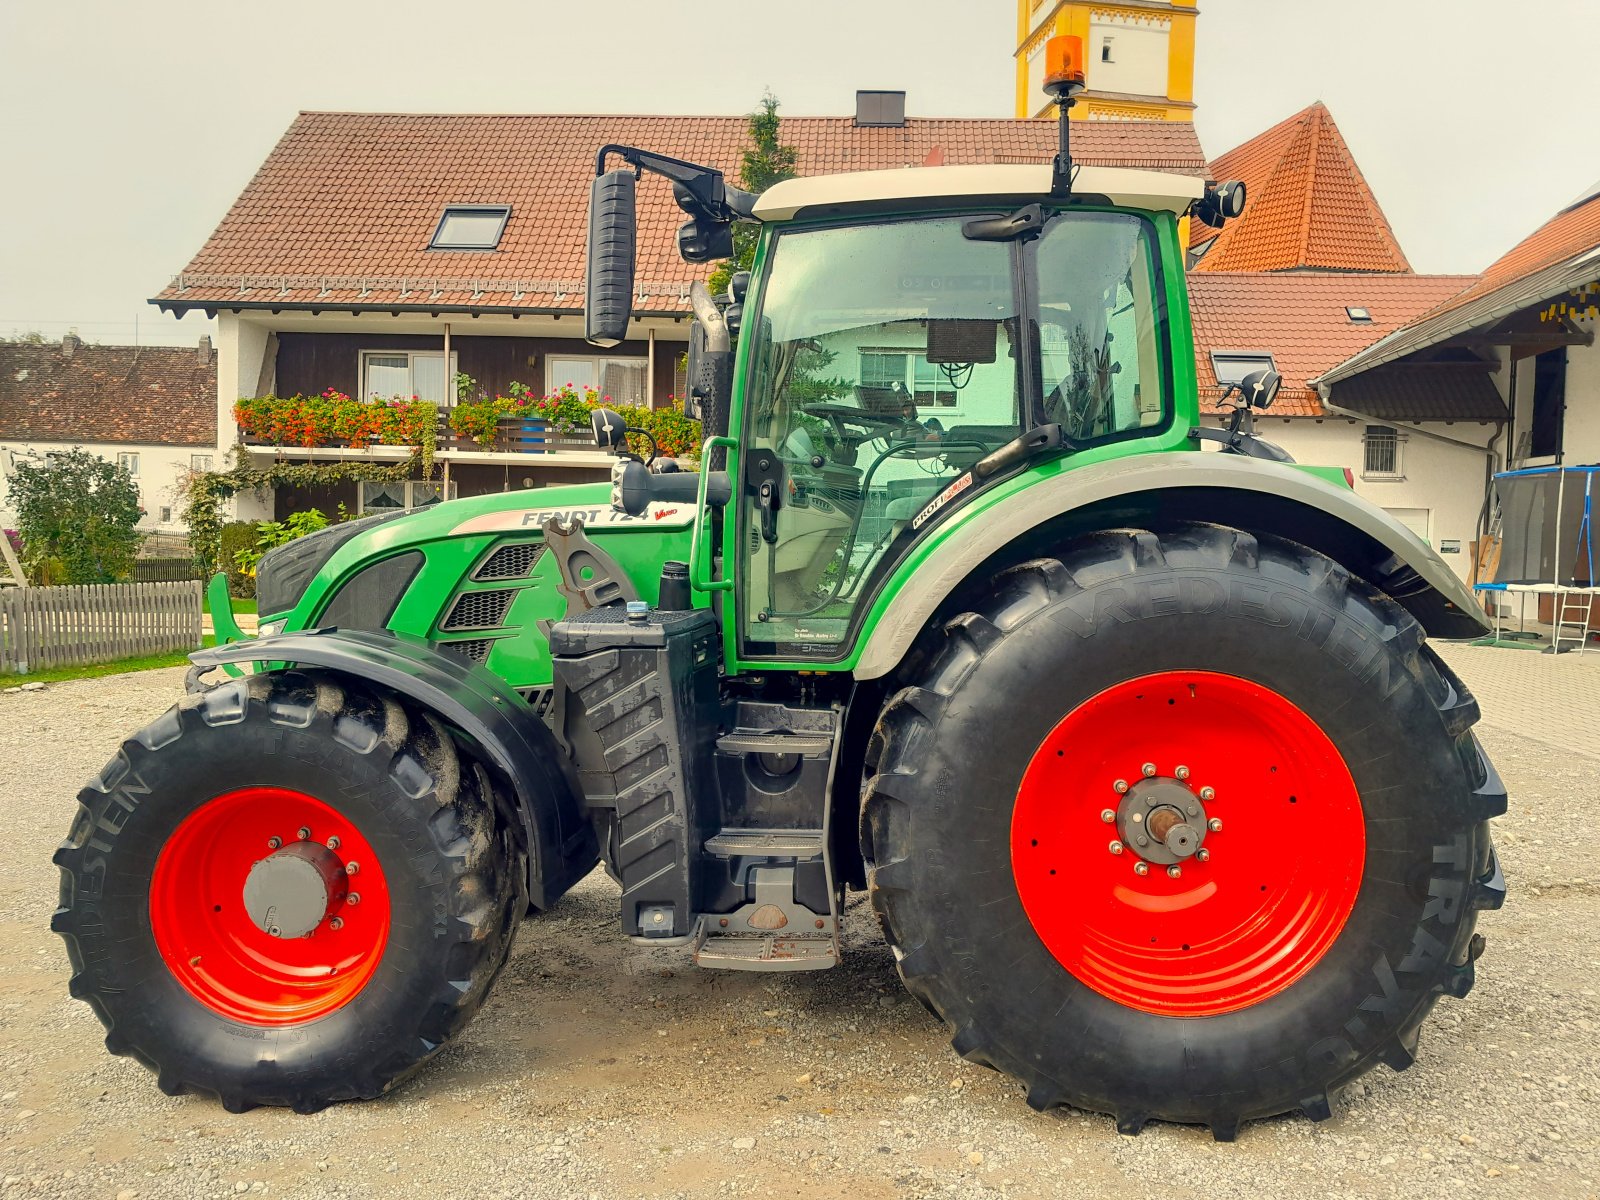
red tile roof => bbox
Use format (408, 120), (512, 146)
(0, 337), (216, 446)
(1187, 273), (1476, 416)
(1191, 103), (1412, 275)
(153, 111), (1209, 315)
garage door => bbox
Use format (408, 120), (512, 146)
(1384, 507), (1432, 547)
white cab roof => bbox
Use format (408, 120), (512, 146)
(752, 164), (1205, 221)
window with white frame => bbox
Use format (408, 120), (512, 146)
(546, 355), (648, 406)
(360, 351), (458, 405)
(1363, 425), (1405, 479)
(158, 506), (173, 523)
(189, 453), (213, 472)
(859, 349), (958, 407)
(357, 480), (457, 515)
(117, 452), (139, 475)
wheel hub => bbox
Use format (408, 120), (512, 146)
(242, 840), (349, 938)
(1115, 775), (1211, 866)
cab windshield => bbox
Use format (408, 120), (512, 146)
(737, 209), (1169, 659)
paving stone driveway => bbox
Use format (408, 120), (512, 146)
(1434, 641), (1600, 762)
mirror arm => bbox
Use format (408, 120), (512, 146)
(689, 281), (730, 354)
(594, 144), (757, 221)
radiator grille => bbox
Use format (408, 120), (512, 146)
(442, 638), (493, 663)
(474, 542), (544, 581)
(442, 589), (516, 631)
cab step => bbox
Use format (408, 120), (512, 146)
(691, 863), (839, 972)
(704, 828), (825, 860)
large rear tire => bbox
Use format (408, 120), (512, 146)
(53, 670), (527, 1113)
(861, 524), (1507, 1139)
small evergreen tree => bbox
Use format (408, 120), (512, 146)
(708, 91), (798, 297)
(8, 448), (143, 583)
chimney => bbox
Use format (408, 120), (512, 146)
(61, 331), (80, 357)
(854, 90), (907, 128)
(197, 335), (213, 363)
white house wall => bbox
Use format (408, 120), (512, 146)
(0, 441), (205, 533)
(1260, 419), (1500, 581)
(1560, 337), (1600, 465)
(1087, 16), (1169, 98)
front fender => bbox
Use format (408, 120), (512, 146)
(853, 453), (1489, 680)
(190, 628), (597, 909)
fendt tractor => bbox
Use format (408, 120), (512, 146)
(55, 38), (1506, 1139)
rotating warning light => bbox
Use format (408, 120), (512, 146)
(1044, 35), (1087, 99)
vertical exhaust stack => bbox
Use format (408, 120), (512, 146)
(1041, 36), (1087, 197)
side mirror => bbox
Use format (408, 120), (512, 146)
(1239, 368), (1282, 410)
(590, 407), (629, 452)
(585, 170), (637, 349)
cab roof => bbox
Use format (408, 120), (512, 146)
(753, 164), (1206, 222)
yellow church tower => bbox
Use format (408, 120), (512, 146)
(1016, 0), (1197, 120)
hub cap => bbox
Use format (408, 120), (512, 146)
(149, 787), (390, 1025)
(1011, 671), (1365, 1017)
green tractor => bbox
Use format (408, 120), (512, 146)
(55, 47), (1505, 1138)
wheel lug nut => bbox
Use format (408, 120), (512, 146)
(1199, 787), (1215, 802)
(1113, 779), (1129, 795)
(1167, 865), (1182, 880)
(266, 836), (281, 850)
(1109, 841), (1125, 856)
(347, 893), (361, 906)
(1141, 763), (1157, 778)
(329, 917), (344, 931)
(1175, 765), (1190, 780)
(1101, 808), (1117, 824)
(1207, 817), (1223, 833)
(1136, 836), (1149, 847)
(1196, 848), (1211, 863)
(345, 861), (359, 876)
(297, 826), (311, 840)
(1133, 862), (1149, 876)
(326, 836), (340, 850)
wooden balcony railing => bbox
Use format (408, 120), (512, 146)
(240, 411), (605, 457)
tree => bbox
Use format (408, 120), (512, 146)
(707, 91), (798, 298)
(8, 448), (143, 583)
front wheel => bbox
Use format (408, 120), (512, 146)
(862, 524), (1506, 1139)
(53, 671), (527, 1113)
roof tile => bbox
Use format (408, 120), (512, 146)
(154, 112), (1208, 313)
(1187, 273), (1476, 416)
(0, 339), (216, 446)
(1191, 103), (1411, 275)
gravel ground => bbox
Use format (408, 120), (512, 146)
(0, 648), (1596, 1200)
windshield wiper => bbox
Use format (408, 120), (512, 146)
(963, 203), (1050, 242)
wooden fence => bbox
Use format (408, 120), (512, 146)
(0, 581), (204, 674)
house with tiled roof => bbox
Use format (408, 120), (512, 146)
(154, 101), (1208, 520)
(0, 334), (219, 533)
(1190, 103), (1410, 275)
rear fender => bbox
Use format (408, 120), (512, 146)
(190, 629), (598, 910)
(853, 454), (1489, 680)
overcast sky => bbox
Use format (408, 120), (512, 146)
(3, 0), (1597, 347)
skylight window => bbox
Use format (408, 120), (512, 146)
(1346, 306), (1373, 323)
(430, 205), (511, 251)
(1210, 351), (1277, 385)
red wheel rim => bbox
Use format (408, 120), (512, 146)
(149, 787), (391, 1025)
(1011, 671), (1364, 1017)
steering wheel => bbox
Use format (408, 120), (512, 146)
(802, 402), (921, 442)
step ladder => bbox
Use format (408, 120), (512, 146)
(1552, 590), (1597, 654)
(692, 829), (839, 971)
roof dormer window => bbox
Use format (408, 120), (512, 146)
(1346, 306), (1373, 323)
(429, 205), (511, 251)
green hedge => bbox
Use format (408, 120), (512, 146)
(218, 521), (261, 598)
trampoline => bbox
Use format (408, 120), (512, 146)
(1475, 465), (1598, 652)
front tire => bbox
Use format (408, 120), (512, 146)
(862, 524), (1506, 1139)
(53, 671), (527, 1113)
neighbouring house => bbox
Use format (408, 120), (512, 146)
(0, 333), (218, 533)
(1315, 180), (1600, 608)
(149, 99), (1209, 521)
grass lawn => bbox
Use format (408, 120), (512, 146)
(1, 636), (217, 687)
(211, 597), (257, 616)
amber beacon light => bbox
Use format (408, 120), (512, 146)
(1044, 35), (1087, 99)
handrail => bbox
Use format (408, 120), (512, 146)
(691, 435), (739, 593)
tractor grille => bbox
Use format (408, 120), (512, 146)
(442, 638), (493, 663)
(442, 589), (516, 631)
(474, 542), (544, 581)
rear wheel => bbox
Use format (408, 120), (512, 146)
(53, 671), (526, 1112)
(862, 524), (1506, 1138)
